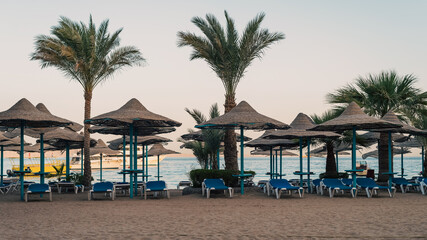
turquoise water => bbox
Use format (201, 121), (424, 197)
(4, 156), (424, 187)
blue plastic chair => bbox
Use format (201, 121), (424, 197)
(267, 179), (303, 199)
(25, 183), (52, 202)
(144, 181), (169, 199)
(202, 179), (233, 199)
(392, 177), (420, 193)
(321, 178), (357, 198)
(89, 182), (115, 200)
(356, 178), (395, 198)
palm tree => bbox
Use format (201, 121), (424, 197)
(31, 16), (145, 186)
(327, 70), (427, 181)
(182, 104), (223, 169)
(177, 11), (284, 170)
(404, 108), (427, 176)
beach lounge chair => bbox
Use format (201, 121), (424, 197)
(392, 177), (420, 193)
(202, 179), (233, 199)
(0, 183), (11, 194)
(356, 178), (396, 198)
(419, 178), (427, 195)
(88, 182), (115, 200)
(57, 181), (78, 194)
(143, 181), (169, 200)
(24, 183), (52, 202)
(321, 178), (357, 198)
(340, 178), (353, 187)
(267, 179), (304, 199)
(312, 179), (322, 195)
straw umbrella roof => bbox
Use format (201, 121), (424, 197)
(4, 144), (40, 152)
(107, 135), (172, 150)
(89, 125), (175, 136)
(362, 148), (411, 159)
(89, 139), (119, 156)
(310, 102), (402, 131)
(146, 143), (179, 157)
(36, 103), (83, 132)
(196, 101), (290, 130)
(0, 98), (72, 128)
(370, 111), (427, 136)
(0, 137), (22, 147)
(250, 148), (297, 156)
(263, 113), (342, 139)
(43, 128), (96, 149)
(0, 133), (10, 142)
(360, 131), (409, 143)
(181, 130), (252, 142)
(395, 138), (424, 148)
(87, 98), (182, 128)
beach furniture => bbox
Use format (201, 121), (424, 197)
(356, 178), (395, 198)
(267, 179), (303, 199)
(202, 178), (233, 199)
(177, 180), (191, 189)
(114, 182), (130, 195)
(143, 180), (169, 200)
(321, 178), (357, 198)
(24, 183), (52, 202)
(312, 179), (322, 195)
(392, 177), (420, 193)
(340, 178), (353, 187)
(57, 181), (78, 194)
(420, 178), (427, 195)
(0, 183), (11, 194)
(88, 182), (115, 200)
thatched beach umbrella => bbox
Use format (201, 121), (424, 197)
(146, 143), (179, 181)
(196, 101), (290, 195)
(362, 147), (411, 160)
(309, 142), (357, 172)
(263, 113), (341, 191)
(396, 138), (424, 177)
(0, 98), (71, 200)
(251, 148), (297, 156)
(86, 98), (181, 198)
(89, 139), (119, 182)
(0, 136), (21, 185)
(310, 102), (401, 190)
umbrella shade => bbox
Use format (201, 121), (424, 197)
(4, 144), (40, 153)
(89, 139), (119, 156)
(245, 137), (299, 149)
(250, 148), (297, 156)
(181, 130), (252, 142)
(0, 138), (23, 147)
(87, 98), (182, 128)
(196, 101), (290, 130)
(108, 135), (172, 150)
(0, 98), (71, 128)
(36, 103), (83, 132)
(360, 131), (409, 144)
(0, 133), (11, 142)
(395, 138), (424, 148)
(146, 143), (179, 157)
(263, 113), (342, 139)
(309, 102), (402, 131)
(370, 111), (427, 136)
(43, 128), (96, 149)
(362, 148), (411, 159)
(89, 125), (176, 136)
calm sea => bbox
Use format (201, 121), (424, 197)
(4, 156), (424, 187)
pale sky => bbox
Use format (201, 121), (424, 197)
(1, 1), (426, 156)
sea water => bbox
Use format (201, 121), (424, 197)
(4, 156), (424, 188)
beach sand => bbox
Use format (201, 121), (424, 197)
(1, 188), (426, 239)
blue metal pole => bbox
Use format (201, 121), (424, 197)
(307, 137), (311, 193)
(1, 146), (3, 185)
(80, 148), (84, 174)
(240, 126), (244, 195)
(217, 148), (220, 170)
(40, 133), (45, 184)
(279, 146), (283, 180)
(275, 150), (278, 179)
(142, 144), (145, 182)
(336, 151), (339, 172)
(134, 133), (138, 195)
(157, 155), (160, 181)
(66, 142), (70, 179)
(400, 147), (404, 178)
(422, 145), (425, 175)
(20, 121), (24, 201)
(145, 145), (148, 182)
(352, 127), (356, 188)
(299, 137), (303, 188)
(271, 149), (275, 179)
(100, 154), (103, 182)
(388, 131), (392, 189)
(122, 136), (126, 182)
(269, 147), (272, 180)
(129, 124), (134, 198)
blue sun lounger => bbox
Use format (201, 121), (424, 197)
(143, 181), (169, 199)
(356, 178), (395, 198)
(312, 179), (322, 195)
(340, 178), (353, 187)
(88, 182), (115, 200)
(392, 177), (420, 193)
(202, 179), (233, 199)
(321, 178), (357, 198)
(267, 179), (304, 199)
(25, 183), (52, 202)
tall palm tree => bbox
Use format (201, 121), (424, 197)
(177, 11), (284, 170)
(182, 104), (223, 169)
(327, 70), (427, 181)
(31, 16), (145, 186)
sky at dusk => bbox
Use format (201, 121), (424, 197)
(1, 1), (426, 156)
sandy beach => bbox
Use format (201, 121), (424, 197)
(1, 188), (426, 240)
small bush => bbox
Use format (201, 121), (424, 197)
(189, 169), (256, 188)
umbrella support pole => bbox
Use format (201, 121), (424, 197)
(336, 151), (339, 172)
(307, 138), (311, 193)
(279, 147), (283, 180)
(134, 134), (138, 196)
(80, 148), (84, 174)
(142, 144), (145, 183)
(157, 155), (160, 181)
(122, 136), (126, 183)
(40, 133), (45, 184)
(299, 138), (303, 188)
(1, 146), (3, 185)
(269, 147), (272, 180)
(100, 154), (103, 182)
(66, 143), (70, 179)
(388, 131), (392, 189)
(400, 147), (404, 178)
(145, 145), (148, 182)
(217, 148), (220, 170)
(422, 145), (425, 175)
(20, 121), (24, 201)
(275, 150), (278, 179)
(240, 127), (244, 195)
(129, 124), (134, 199)
(351, 127), (357, 194)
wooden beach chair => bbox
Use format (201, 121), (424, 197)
(202, 179), (233, 199)
(25, 183), (52, 202)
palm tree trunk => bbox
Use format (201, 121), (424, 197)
(378, 132), (392, 182)
(83, 91), (92, 187)
(223, 94), (238, 170)
(325, 141), (337, 177)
